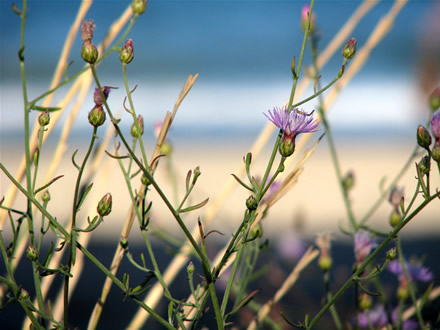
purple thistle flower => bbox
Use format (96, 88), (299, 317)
(94, 86), (113, 106)
(354, 230), (377, 264)
(388, 259), (433, 282)
(357, 305), (388, 328)
(431, 109), (440, 140)
(264, 106), (319, 137)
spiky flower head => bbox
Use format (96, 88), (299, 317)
(354, 230), (377, 264)
(264, 106), (319, 157)
(88, 105), (106, 127)
(81, 20), (96, 42)
(431, 109), (440, 140)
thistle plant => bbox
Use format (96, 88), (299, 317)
(1, 1), (439, 329)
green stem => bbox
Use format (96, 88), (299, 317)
(258, 131), (282, 202)
(306, 191), (439, 328)
(323, 272), (342, 330)
(64, 126), (97, 327)
(208, 281), (224, 330)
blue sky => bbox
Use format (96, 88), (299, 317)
(1, 0), (439, 138)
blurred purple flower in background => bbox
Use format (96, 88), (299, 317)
(388, 259), (433, 282)
(357, 305), (388, 328)
(354, 230), (377, 264)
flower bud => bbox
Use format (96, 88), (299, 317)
(417, 125), (432, 149)
(94, 86), (112, 106)
(42, 190), (51, 203)
(141, 174), (151, 186)
(279, 133), (295, 157)
(432, 140), (440, 163)
(19, 289), (30, 301)
(131, 115), (144, 138)
(120, 39), (134, 64)
(192, 166), (201, 185)
(418, 156), (430, 176)
(187, 261), (195, 276)
(246, 195), (258, 211)
(81, 20), (96, 42)
(386, 247), (397, 261)
(300, 4), (315, 34)
(81, 41), (98, 64)
(318, 255), (332, 272)
(97, 193), (112, 217)
(160, 142), (172, 156)
(39, 111), (50, 126)
(389, 209), (401, 228)
(88, 105), (106, 127)
(26, 245), (39, 262)
(250, 223), (263, 239)
(429, 87), (440, 112)
(431, 109), (440, 140)
(342, 171), (355, 191)
(132, 0), (147, 15)
(359, 293), (372, 311)
(342, 38), (356, 60)
(397, 283), (409, 301)
(389, 187), (403, 209)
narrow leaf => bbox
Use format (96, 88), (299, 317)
(179, 198), (209, 213)
(34, 175), (64, 195)
(76, 182), (93, 212)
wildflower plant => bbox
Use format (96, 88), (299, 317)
(0, 1), (439, 329)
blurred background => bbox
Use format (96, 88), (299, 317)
(1, 0), (440, 328)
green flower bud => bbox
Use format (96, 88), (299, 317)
(246, 195), (258, 211)
(141, 174), (151, 186)
(42, 190), (51, 203)
(19, 289), (30, 301)
(120, 39), (134, 64)
(81, 41), (98, 64)
(88, 105), (106, 127)
(386, 247), (397, 261)
(97, 193), (112, 217)
(26, 245), (39, 262)
(187, 261), (195, 275)
(342, 171), (355, 191)
(130, 115), (144, 138)
(279, 133), (295, 157)
(132, 0), (147, 15)
(429, 87), (440, 112)
(250, 223), (263, 238)
(389, 209), (401, 228)
(397, 284), (409, 301)
(39, 111), (50, 126)
(192, 166), (201, 185)
(432, 140), (440, 163)
(318, 255), (332, 272)
(160, 142), (172, 156)
(359, 294), (372, 311)
(418, 156), (430, 176)
(417, 125), (432, 149)
(342, 38), (356, 60)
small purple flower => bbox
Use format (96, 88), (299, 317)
(301, 4), (316, 33)
(357, 305), (388, 328)
(277, 232), (307, 262)
(354, 230), (377, 263)
(93, 86), (112, 106)
(431, 109), (440, 140)
(264, 106), (319, 137)
(388, 259), (433, 282)
(81, 19), (96, 42)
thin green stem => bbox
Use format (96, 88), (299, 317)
(323, 272), (342, 330)
(306, 191), (439, 328)
(288, 0), (315, 109)
(122, 63), (149, 166)
(309, 36), (356, 230)
(258, 131), (282, 202)
(208, 280), (224, 330)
